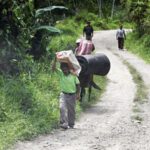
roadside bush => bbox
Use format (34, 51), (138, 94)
(74, 10), (88, 23)
(48, 34), (76, 54)
(126, 32), (150, 63)
(47, 18), (82, 54)
(142, 34), (150, 47)
(93, 20), (109, 30)
(0, 63), (60, 149)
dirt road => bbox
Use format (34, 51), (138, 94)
(12, 30), (150, 150)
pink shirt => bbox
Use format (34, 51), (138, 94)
(76, 40), (95, 55)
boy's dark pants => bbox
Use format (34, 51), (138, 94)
(59, 92), (76, 127)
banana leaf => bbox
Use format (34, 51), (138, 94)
(35, 6), (68, 17)
(34, 25), (61, 34)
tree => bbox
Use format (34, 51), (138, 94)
(128, 0), (150, 37)
(97, 0), (102, 18)
(111, 0), (115, 18)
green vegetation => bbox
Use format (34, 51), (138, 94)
(125, 0), (150, 63)
(0, 67), (60, 149)
(126, 32), (150, 63)
(123, 61), (148, 103)
(123, 60), (148, 124)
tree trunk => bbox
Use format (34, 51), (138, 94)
(97, 0), (102, 18)
(111, 0), (115, 19)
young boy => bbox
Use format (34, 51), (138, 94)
(52, 57), (80, 129)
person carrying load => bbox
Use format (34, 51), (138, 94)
(51, 51), (81, 129)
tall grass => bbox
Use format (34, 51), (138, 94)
(126, 32), (150, 63)
(47, 19), (83, 54)
(0, 68), (60, 150)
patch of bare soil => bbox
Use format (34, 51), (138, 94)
(11, 30), (150, 150)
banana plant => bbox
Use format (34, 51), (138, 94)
(29, 5), (68, 60)
(34, 25), (61, 34)
(35, 6), (68, 17)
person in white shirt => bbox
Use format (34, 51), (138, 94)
(116, 25), (126, 50)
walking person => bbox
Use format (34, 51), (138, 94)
(116, 25), (126, 50)
(83, 21), (94, 40)
(52, 57), (80, 129)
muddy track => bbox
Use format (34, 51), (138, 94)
(12, 30), (150, 150)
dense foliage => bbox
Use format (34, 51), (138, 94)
(127, 0), (150, 36)
(125, 0), (150, 62)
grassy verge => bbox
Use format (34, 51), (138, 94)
(0, 71), (60, 150)
(123, 61), (148, 103)
(125, 30), (150, 123)
(126, 32), (150, 63)
(115, 51), (148, 103)
(114, 52), (148, 123)
(123, 61), (148, 123)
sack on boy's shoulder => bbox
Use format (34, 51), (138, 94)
(56, 50), (81, 76)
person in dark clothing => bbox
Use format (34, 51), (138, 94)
(83, 21), (94, 40)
